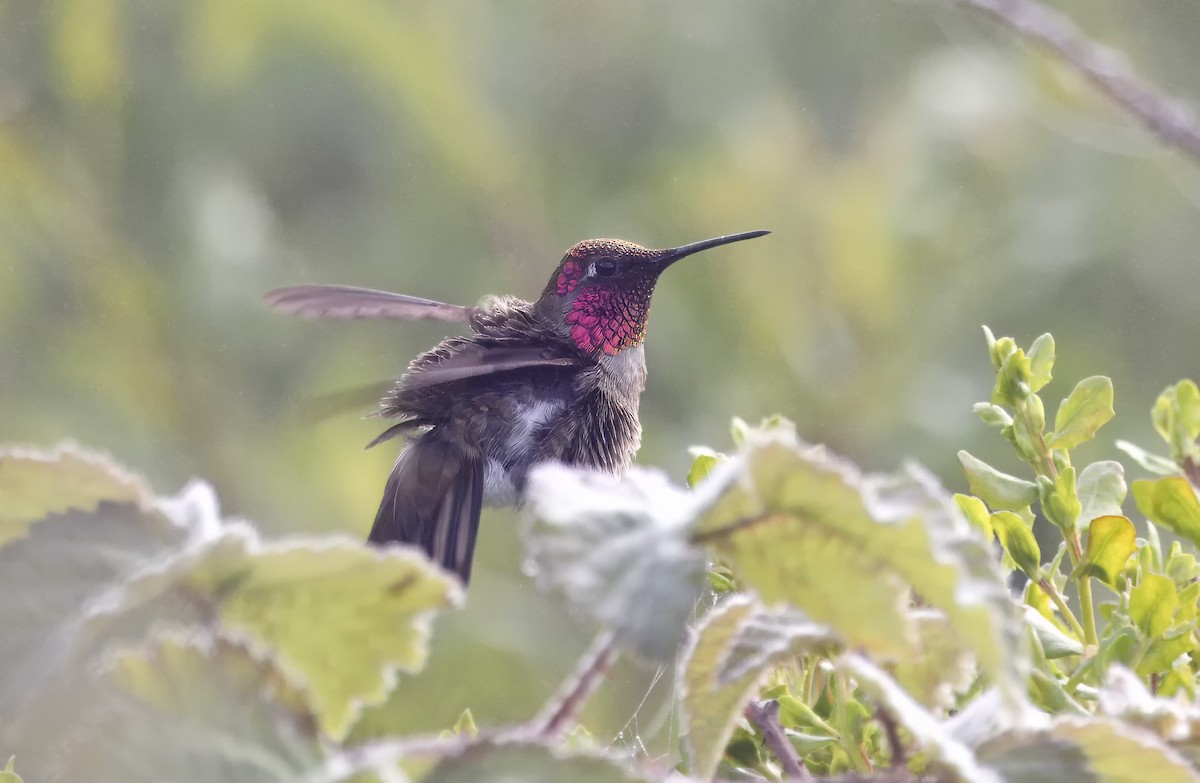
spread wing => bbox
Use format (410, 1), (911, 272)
(400, 341), (582, 391)
(264, 285), (472, 322)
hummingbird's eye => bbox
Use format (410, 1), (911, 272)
(593, 258), (618, 278)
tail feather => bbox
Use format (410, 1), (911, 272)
(368, 434), (484, 583)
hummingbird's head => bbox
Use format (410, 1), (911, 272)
(539, 230), (769, 356)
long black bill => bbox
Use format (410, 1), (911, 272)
(655, 229), (770, 269)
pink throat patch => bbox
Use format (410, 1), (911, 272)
(565, 286), (649, 355)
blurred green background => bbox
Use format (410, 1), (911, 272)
(4, 0), (1200, 757)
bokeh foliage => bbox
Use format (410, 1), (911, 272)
(5, 0), (1200, 766)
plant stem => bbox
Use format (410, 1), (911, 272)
(746, 699), (811, 780)
(1077, 576), (1099, 648)
(533, 631), (619, 739)
(833, 674), (870, 773)
(1037, 577), (1086, 642)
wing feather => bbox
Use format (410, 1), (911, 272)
(264, 284), (472, 322)
(400, 342), (581, 390)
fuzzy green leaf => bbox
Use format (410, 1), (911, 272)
(696, 431), (1025, 707)
(0, 444), (152, 547)
(839, 654), (999, 783)
(1076, 461), (1127, 525)
(979, 719), (1198, 783)
(106, 633), (323, 781)
(1027, 334), (1055, 392)
(991, 511), (1041, 579)
(958, 451), (1038, 511)
(1049, 376), (1115, 451)
(1130, 574), (1179, 638)
(1133, 477), (1200, 551)
(175, 529), (462, 740)
(1079, 516), (1136, 586)
(525, 465), (707, 662)
(681, 596), (838, 780)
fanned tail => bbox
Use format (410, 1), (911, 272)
(368, 433), (484, 583)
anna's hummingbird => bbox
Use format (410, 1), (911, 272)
(266, 229), (768, 583)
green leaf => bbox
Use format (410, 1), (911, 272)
(1115, 440), (1180, 476)
(892, 610), (976, 709)
(0, 757), (22, 783)
(974, 403), (1014, 429)
(1027, 333), (1055, 392)
(1078, 516), (1136, 586)
(524, 465), (706, 661)
(1038, 466), (1082, 530)
(991, 511), (1041, 579)
(1153, 380), (1200, 462)
(687, 446), (725, 488)
(681, 596), (837, 780)
(441, 709), (478, 740)
(992, 348), (1032, 407)
(0, 487), (189, 757)
(954, 493), (994, 540)
(979, 719), (1198, 783)
(958, 451), (1038, 511)
(1048, 376), (1115, 451)
(0, 443), (152, 547)
(838, 654), (999, 783)
(696, 431), (1025, 708)
(107, 633), (323, 781)
(1025, 608), (1083, 659)
(1133, 477), (1200, 551)
(1076, 461), (1127, 525)
(176, 530), (462, 740)
(1138, 624), (1197, 676)
(1130, 574), (1179, 638)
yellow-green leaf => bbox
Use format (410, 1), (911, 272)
(1048, 376), (1115, 451)
(980, 719), (1198, 783)
(183, 535), (463, 740)
(992, 348), (1032, 407)
(954, 493), (993, 540)
(680, 596), (838, 781)
(0, 444), (151, 547)
(696, 432), (1024, 707)
(1076, 461), (1127, 525)
(1028, 333), (1055, 392)
(1153, 380), (1200, 462)
(1078, 515), (1136, 586)
(687, 447), (725, 488)
(991, 511), (1041, 578)
(1133, 477), (1200, 550)
(0, 757), (22, 783)
(1130, 574), (1179, 638)
(958, 451), (1037, 511)
(1138, 625), (1196, 676)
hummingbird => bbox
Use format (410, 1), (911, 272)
(265, 230), (768, 583)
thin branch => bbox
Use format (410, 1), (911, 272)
(533, 631), (621, 739)
(951, 0), (1200, 163)
(745, 699), (811, 781)
(875, 705), (908, 769)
